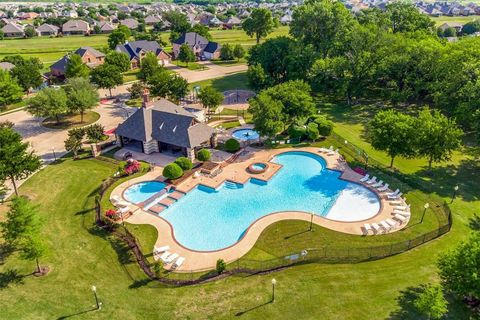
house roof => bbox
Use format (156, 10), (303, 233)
(120, 18), (139, 29)
(115, 40), (170, 61)
(62, 20), (89, 32)
(115, 98), (214, 148)
(37, 23), (59, 32)
(2, 22), (24, 33)
(75, 46), (105, 58)
(99, 21), (115, 31)
(0, 62), (15, 71)
(173, 32), (209, 46)
(203, 41), (221, 54)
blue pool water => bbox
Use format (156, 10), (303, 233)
(232, 129), (260, 141)
(159, 151), (380, 251)
(251, 163), (266, 170)
(124, 181), (166, 204)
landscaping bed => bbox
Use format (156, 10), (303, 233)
(41, 111), (100, 130)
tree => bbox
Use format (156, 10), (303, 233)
(224, 138), (240, 153)
(438, 232), (480, 303)
(168, 75), (188, 103)
(65, 77), (99, 122)
(216, 259), (226, 274)
(220, 43), (234, 61)
(162, 163), (184, 180)
(24, 26), (36, 38)
(385, 2), (435, 34)
(196, 149), (211, 162)
(108, 26), (131, 49)
(233, 44), (245, 61)
(174, 157), (193, 171)
(190, 24), (212, 40)
(147, 69), (172, 98)
(367, 110), (417, 168)
(0, 196), (42, 246)
(413, 284), (448, 320)
(5, 56), (43, 91)
(313, 115), (334, 136)
(21, 233), (47, 275)
(65, 54), (89, 79)
(443, 27), (456, 37)
(27, 87), (68, 124)
(247, 63), (269, 90)
(178, 44), (196, 66)
(0, 70), (23, 107)
(415, 108), (463, 169)
(105, 51), (131, 72)
(198, 86), (224, 114)
(307, 122), (320, 141)
(85, 124), (105, 143)
(90, 64), (123, 96)
(64, 134), (83, 159)
(249, 92), (284, 138)
(127, 82), (145, 99)
(462, 19), (480, 35)
(242, 8), (276, 44)
(290, 0), (355, 58)
(138, 52), (162, 81)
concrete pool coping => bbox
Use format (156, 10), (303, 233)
(112, 147), (409, 272)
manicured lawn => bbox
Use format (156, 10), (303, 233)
(172, 60), (207, 71)
(41, 111), (100, 130)
(190, 72), (249, 92)
(432, 14), (480, 26)
(211, 58), (247, 66)
(122, 69), (140, 83)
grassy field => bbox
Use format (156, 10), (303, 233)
(190, 72), (249, 92)
(0, 26), (289, 66)
(432, 14), (480, 25)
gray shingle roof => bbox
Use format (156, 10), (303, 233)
(37, 23), (59, 33)
(115, 40), (169, 61)
(116, 99), (213, 148)
(173, 32), (209, 47)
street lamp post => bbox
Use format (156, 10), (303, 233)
(91, 286), (101, 310)
(451, 185), (459, 203)
(271, 279), (276, 302)
(420, 203), (429, 224)
(52, 147), (57, 161)
(309, 212), (314, 231)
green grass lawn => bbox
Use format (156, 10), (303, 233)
(41, 111), (100, 130)
(122, 69), (140, 83)
(0, 100), (26, 115)
(211, 58), (247, 66)
(190, 72), (249, 92)
(0, 96), (478, 318)
(432, 14), (480, 26)
(172, 60), (208, 71)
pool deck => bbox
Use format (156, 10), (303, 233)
(113, 147), (410, 272)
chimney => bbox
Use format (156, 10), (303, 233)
(142, 88), (153, 108)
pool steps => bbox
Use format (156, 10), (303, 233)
(146, 189), (186, 215)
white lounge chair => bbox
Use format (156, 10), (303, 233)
(372, 180), (383, 188)
(173, 257), (185, 269)
(154, 245), (170, 254)
(371, 223), (382, 234)
(159, 251), (171, 262)
(165, 253), (179, 264)
(359, 174), (370, 182)
(380, 220), (391, 231)
(394, 209), (410, 217)
(389, 200), (403, 205)
(393, 214), (407, 223)
(366, 176), (377, 184)
(363, 223), (372, 235)
(327, 149), (338, 156)
(393, 204), (410, 211)
(386, 218), (397, 228)
(378, 183), (389, 192)
(388, 192), (403, 200)
(387, 189), (400, 197)
(117, 206), (130, 215)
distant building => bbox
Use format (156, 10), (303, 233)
(172, 32), (221, 60)
(98, 21), (115, 34)
(50, 46), (105, 79)
(62, 20), (90, 35)
(36, 23), (59, 36)
(120, 18), (139, 30)
(1, 22), (24, 38)
(115, 40), (171, 69)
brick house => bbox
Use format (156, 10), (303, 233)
(115, 40), (171, 69)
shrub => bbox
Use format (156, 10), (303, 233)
(174, 157), (193, 171)
(85, 123), (105, 142)
(224, 138), (240, 153)
(288, 124), (306, 140)
(105, 209), (118, 219)
(307, 122), (320, 141)
(124, 159), (140, 175)
(216, 259), (226, 274)
(162, 163), (184, 180)
(313, 115), (334, 136)
(197, 149), (211, 162)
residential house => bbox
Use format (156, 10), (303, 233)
(37, 23), (59, 36)
(115, 40), (171, 69)
(172, 32), (221, 60)
(62, 20), (90, 35)
(98, 21), (115, 34)
(224, 16), (242, 28)
(438, 22), (463, 33)
(50, 46), (105, 79)
(120, 18), (139, 30)
(145, 15), (161, 25)
(115, 93), (214, 160)
(1, 22), (24, 38)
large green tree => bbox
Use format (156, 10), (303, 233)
(27, 87), (69, 124)
(0, 126), (41, 195)
(385, 2), (435, 34)
(3, 56), (43, 91)
(90, 64), (123, 97)
(0, 196), (42, 246)
(0, 70), (23, 107)
(438, 232), (480, 303)
(137, 52), (162, 82)
(105, 51), (131, 72)
(178, 44), (196, 66)
(290, 0), (355, 58)
(249, 92), (284, 138)
(198, 86), (224, 114)
(415, 108), (463, 169)
(367, 109), (417, 168)
(65, 54), (89, 79)
(65, 77), (99, 122)
(242, 8), (276, 44)
(108, 25), (131, 49)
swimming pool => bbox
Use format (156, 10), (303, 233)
(232, 128), (260, 141)
(158, 151), (380, 251)
(124, 181), (166, 204)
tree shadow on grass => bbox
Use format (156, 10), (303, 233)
(56, 307), (97, 319)
(388, 285), (430, 320)
(235, 300), (272, 317)
(0, 243), (15, 266)
(0, 269), (25, 289)
(469, 214), (480, 231)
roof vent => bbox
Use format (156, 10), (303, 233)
(159, 122), (164, 130)
(173, 125), (177, 133)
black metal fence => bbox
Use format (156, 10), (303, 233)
(93, 136), (453, 286)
